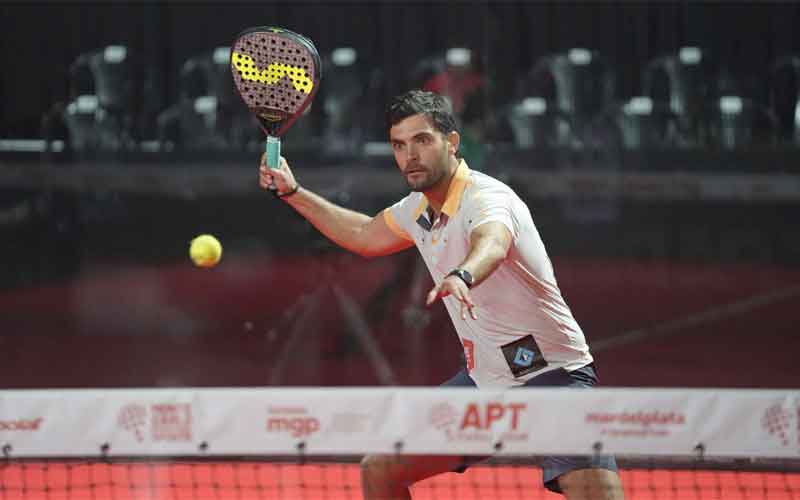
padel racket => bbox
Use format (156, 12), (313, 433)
(230, 26), (321, 173)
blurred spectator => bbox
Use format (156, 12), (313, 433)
(458, 89), (490, 170)
(422, 47), (486, 117)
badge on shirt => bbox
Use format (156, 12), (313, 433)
(501, 335), (548, 378)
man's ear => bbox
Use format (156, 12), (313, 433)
(447, 130), (461, 156)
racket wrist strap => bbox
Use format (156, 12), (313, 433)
(276, 184), (300, 199)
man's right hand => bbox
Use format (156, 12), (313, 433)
(259, 155), (300, 198)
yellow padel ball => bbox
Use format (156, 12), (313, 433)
(190, 234), (222, 268)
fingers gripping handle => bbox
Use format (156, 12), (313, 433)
(266, 135), (281, 190)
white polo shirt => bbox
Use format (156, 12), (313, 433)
(383, 160), (593, 388)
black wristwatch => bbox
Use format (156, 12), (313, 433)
(447, 268), (474, 288)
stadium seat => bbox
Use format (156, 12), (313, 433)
(504, 96), (573, 149)
(642, 47), (735, 148)
(62, 95), (121, 152)
(61, 46), (139, 153)
(157, 48), (255, 152)
(613, 96), (679, 150)
(316, 46), (392, 155)
(707, 95), (778, 150)
(524, 48), (617, 148)
(769, 55), (800, 145)
(319, 47), (366, 155)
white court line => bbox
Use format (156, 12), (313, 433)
(592, 284), (800, 352)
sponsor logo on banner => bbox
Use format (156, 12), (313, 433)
(117, 403), (192, 443)
(151, 404), (193, 441)
(585, 410), (686, 437)
(266, 406), (320, 438)
(0, 418), (44, 432)
(762, 402), (799, 448)
(428, 401), (528, 442)
(118, 404), (148, 442)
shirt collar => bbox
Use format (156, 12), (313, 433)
(412, 159), (471, 229)
(441, 159), (471, 217)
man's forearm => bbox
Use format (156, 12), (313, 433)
(283, 187), (373, 255)
(456, 222), (513, 286)
(458, 237), (507, 286)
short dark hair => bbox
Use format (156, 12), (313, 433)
(386, 89), (458, 136)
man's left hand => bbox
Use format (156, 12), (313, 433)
(426, 276), (478, 320)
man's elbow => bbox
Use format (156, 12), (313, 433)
(354, 246), (379, 259)
(353, 239), (409, 259)
(359, 243), (400, 259)
(351, 241), (381, 259)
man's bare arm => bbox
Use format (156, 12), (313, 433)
(260, 156), (413, 258)
(286, 189), (413, 257)
(457, 221), (513, 286)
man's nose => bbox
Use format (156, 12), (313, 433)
(406, 143), (419, 161)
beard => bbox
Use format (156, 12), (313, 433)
(405, 145), (450, 192)
(406, 165), (447, 192)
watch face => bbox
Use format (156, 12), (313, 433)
(450, 269), (473, 287)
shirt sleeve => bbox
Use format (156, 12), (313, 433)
(464, 186), (519, 241)
(383, 194), (419, 242)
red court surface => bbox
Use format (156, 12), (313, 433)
(1, 462), (799, 500)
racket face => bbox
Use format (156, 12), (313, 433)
(230, 27), (321, 137)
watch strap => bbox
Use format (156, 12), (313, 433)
(447, 268), (474, 288)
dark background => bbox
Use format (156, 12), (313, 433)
(1, 1), (799, 390)
(3, 2), (800, 138)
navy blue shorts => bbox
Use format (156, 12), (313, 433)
(441, 364), (619, 494)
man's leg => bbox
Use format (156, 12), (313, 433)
(360, 453), (467, 500)
(558, 468), (625, 500)
(528, 366), (623, 498)
(359, 369), (482, 498)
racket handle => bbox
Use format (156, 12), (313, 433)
(266, 136), (281, 169)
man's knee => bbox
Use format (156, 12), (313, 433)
(361, 453), (463, 490)
(361, 454), (410, 487)
(559, 468), (624, 500)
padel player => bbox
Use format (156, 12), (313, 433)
(258, 90), (624, 499)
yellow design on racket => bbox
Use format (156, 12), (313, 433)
(231, 53), (314, 94)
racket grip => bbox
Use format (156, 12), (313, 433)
(266, 136), (281, 169)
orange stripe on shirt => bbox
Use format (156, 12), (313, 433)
(383, 209), (414, 242)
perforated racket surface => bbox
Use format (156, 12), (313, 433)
(230, 27), (321, 168)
